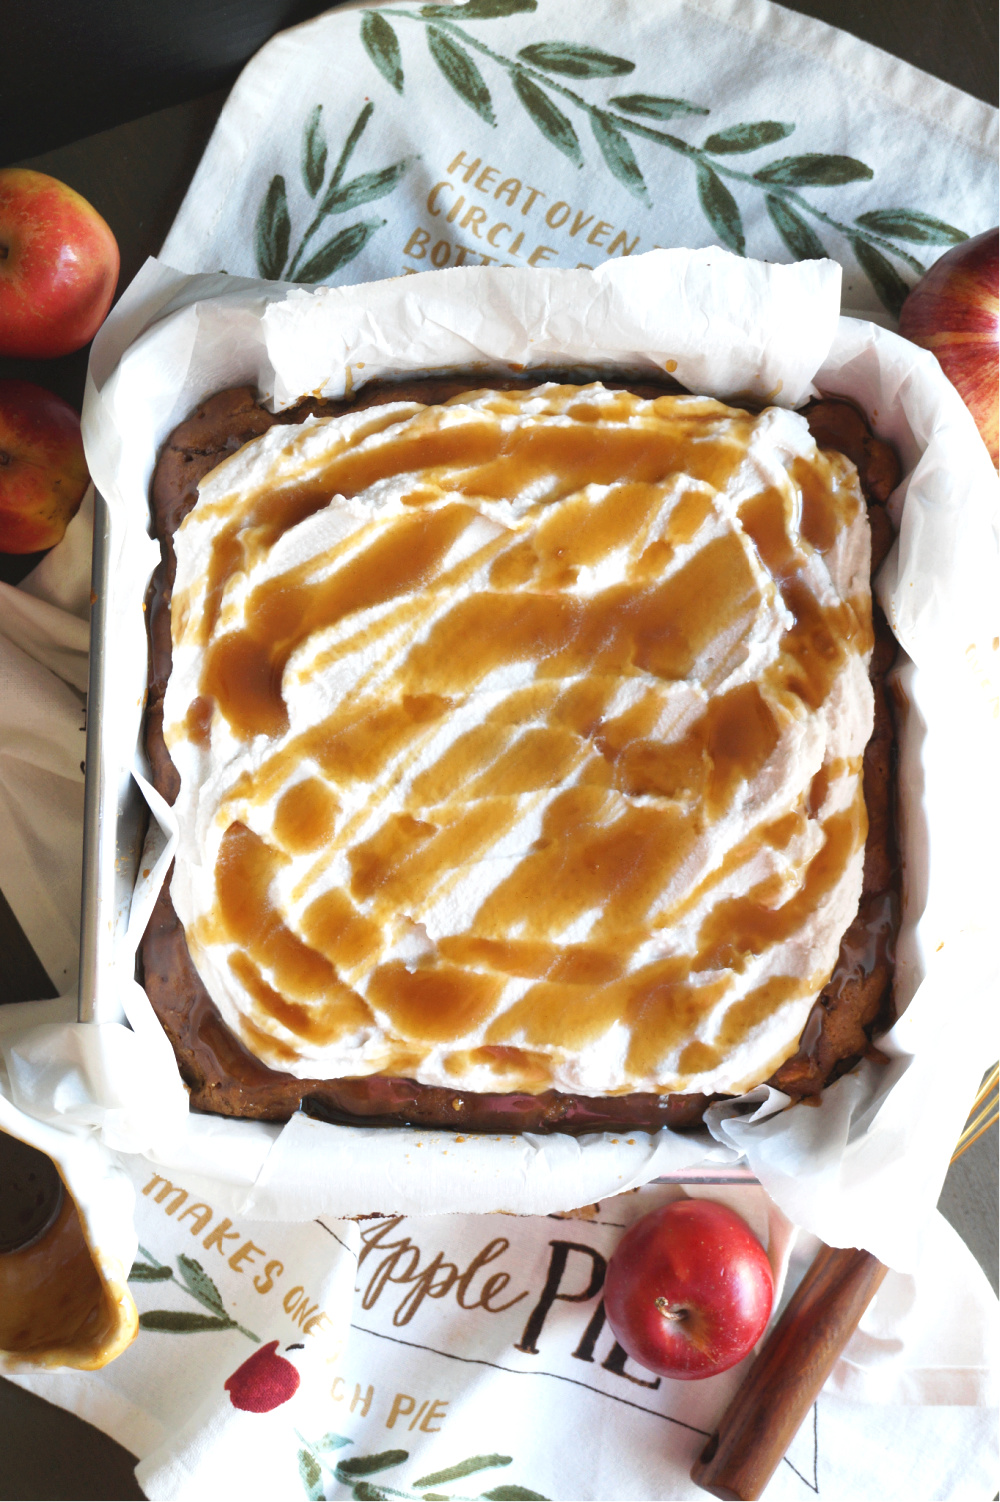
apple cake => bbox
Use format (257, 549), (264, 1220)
(141, 377), (899, 1132)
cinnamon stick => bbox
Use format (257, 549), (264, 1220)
(691, 1244), (888, 1500)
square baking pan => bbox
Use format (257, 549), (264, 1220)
(70, 252), (998, 1239)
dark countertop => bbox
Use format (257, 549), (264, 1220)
(1, 1), (996, 1496)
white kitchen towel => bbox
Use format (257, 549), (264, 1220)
(0, 488), (92, 993)
(7, 1164), (998, 1501)
(160, 0), (998, 321)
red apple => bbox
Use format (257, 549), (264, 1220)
(0, 169), (119, 360)
(898, 228), (999, 468)
(604, 1199), (774, 1381)
(224, 1339), (300, 1412)
(0, 379), (90, 553)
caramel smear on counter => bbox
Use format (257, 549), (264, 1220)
(165, 385), (873, 1098)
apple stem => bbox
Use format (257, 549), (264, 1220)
(655, 1296), (686, 1322)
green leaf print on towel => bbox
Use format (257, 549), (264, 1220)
(128, 1243), (260, 1342)
(353, 3), (968, 314)
(292, 1438), (547, 1501)
(253, 102), (410, 283)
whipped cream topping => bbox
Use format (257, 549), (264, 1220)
(163, 384), (874, 1097)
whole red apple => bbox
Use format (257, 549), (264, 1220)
(898, 228), (999, 468)
(224, 1339), (300, 1412)
(0, 169), (119, 360)
(0, 379), (90, 553)
(604, 1199), (774, 1381)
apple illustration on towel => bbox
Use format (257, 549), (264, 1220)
(224, 1340), (301, 1412)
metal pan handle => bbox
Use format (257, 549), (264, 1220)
(78, 490), (146, 1025)
(78, 488), (111, 1025)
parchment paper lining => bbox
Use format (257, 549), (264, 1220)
(8, 248), (995, 1275)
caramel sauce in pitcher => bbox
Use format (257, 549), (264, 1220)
(0, 1134), (130, 1367)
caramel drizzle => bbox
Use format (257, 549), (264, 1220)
(173, 388), (870, 1089)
